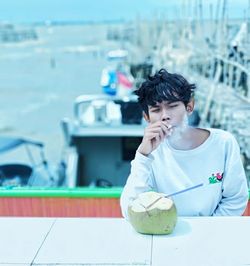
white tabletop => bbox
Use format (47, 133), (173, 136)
(0, 217), (249, 266)
(34, 218), (151, 265)
(0, 218), (55, 265)
(152, 217), (250, 266)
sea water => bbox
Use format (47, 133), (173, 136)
(0, 24), (115, 162)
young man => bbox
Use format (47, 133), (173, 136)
(120, 69), (249, 218)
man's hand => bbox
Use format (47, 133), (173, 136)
(138, 121), (173, 156)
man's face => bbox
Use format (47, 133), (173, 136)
(146, 100), (192, 126)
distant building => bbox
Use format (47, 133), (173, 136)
(0, 22), (38, 43)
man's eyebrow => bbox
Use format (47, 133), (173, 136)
(149, 104), (160, 109)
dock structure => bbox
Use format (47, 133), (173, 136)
(116, 0), (250, 183)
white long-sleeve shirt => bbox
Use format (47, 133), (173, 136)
(120, 128), (249, 218)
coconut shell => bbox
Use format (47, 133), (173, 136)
(128, 192), (177, 235)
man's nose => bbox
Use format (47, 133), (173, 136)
(161, 109), (171, 121)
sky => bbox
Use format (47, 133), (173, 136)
(0, 0), (249, 24)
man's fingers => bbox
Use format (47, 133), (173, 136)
(160, 123), (169, 134)
(161, 122), (174, 135)
(159, 128), (164, 141)
(154, 134), (160, 145)
(146, 126), (165, 134)
(146, 122), (174, 138)
(145, 132), (161, 140)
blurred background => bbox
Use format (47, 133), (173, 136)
(0, 0), (250, 188)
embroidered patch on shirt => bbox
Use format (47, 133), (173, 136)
(208, 172), (224, 184)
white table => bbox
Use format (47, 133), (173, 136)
(0, 217), (249, 266)
(152, 217), (250, 266)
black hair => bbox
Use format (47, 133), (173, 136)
(135, 69), (196, 115)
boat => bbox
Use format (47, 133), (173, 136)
(61, 94), (144, 188)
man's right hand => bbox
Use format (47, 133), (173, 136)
(137, 121), (173, 156)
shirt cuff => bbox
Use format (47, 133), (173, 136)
(135, 150), (154, 162)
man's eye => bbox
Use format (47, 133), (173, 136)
(170, 105), (178, 108)
(151, 108), (160, 112)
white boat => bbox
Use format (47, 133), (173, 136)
(61, 94), (145, 187)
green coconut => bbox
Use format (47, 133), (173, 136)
(128, 191), (177, 235)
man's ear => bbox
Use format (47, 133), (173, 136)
(143, 112), (150, 122)
(186, 98), (195, 114)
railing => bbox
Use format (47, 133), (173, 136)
(0, 187), (249, 217)
(0, 187), (123, 217)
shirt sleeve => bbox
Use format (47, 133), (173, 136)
(120, 151), (155, 219)
(213, 135), (249, 216)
